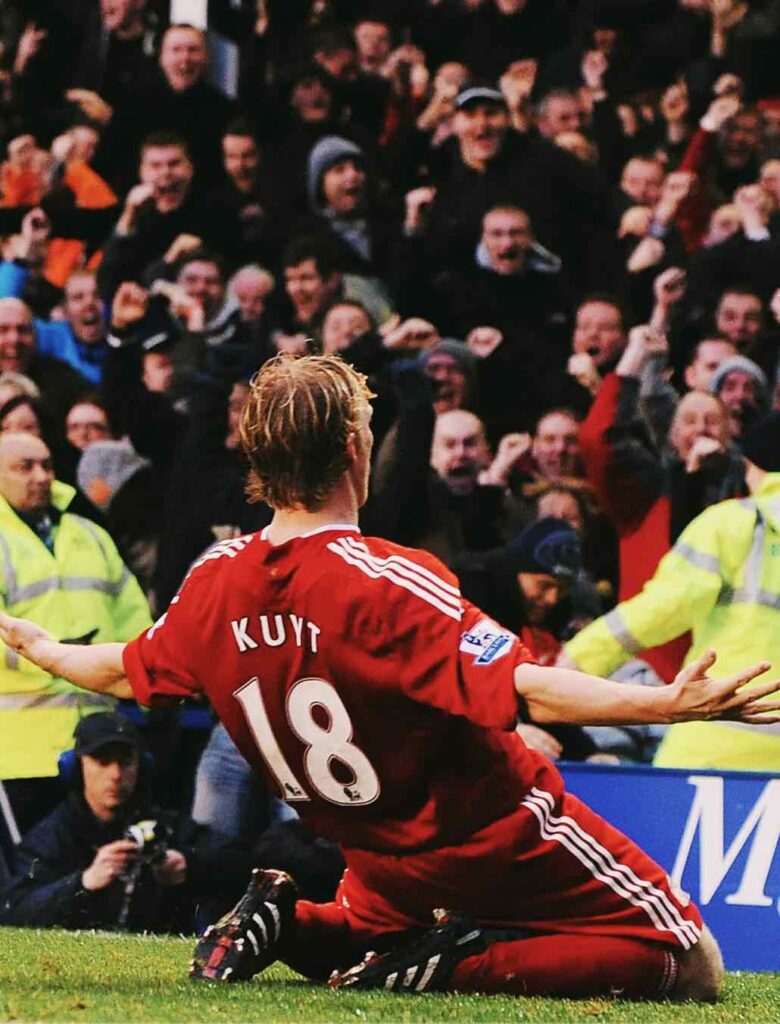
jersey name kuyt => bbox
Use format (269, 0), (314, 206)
(125, 527), (549, 850)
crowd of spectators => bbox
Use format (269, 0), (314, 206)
(0, 0), (779, 924)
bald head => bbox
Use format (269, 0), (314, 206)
(0, 299), (35, 374)
(229, 265), (275, 323)
(430, 410), (490, 494)
(0, 431), (53, 512)
(668, 391), (729, 461)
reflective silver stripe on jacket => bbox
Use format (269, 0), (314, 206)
(0, 530), (18, 601)
(674, 542), (721, 576)
(0, 691), (114, 711)
(604, 607), (643, 655)
(0, 511), (130, 606)
(5, 572), (130, 604)
(716, 507), (780, 610)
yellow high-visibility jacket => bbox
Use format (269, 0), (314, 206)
(564, 473), (780, 771)
(0, 481), (152, 779)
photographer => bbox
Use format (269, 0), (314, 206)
(0, 713), (252, 933)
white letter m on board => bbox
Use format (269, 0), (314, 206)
(671, 777), (780, 907)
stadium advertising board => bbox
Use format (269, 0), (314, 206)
(562, 764), (780, 971)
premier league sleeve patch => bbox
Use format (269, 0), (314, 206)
(459, 618), (515, 665)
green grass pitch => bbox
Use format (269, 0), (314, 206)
(1, 929), (778, 1023)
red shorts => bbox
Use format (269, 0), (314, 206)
(338, 786), (702, 952)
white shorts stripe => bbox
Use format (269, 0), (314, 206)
(327, 542), (463, 621)
(522, 789), (699, 949)
(336, 538), (462, 614)
(342, 536), (461, 598)
(527, 789), (700, 947)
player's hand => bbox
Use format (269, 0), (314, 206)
(0, 612), (54, 667)
(153, 849), (187, 887)
(82, 840), (138, 891)
(516, 723), (563, 760)
(664, 649), (780, 725)
(111, 282), (149, 330)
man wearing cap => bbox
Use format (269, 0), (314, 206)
(415, 80), (616, 289)
(0, 432), (151, 833)
(563, 411), (780, 771)
(0, 712), (252, 932)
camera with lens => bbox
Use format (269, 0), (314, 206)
(123, 819), (169, 866)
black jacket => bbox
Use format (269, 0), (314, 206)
(425, 131), (618, 291)
(0, 791), (252, 933)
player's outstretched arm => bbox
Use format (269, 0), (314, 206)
(515, 649), (780, 727)
(0, 612), (132, 698)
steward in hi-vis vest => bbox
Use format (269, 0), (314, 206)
(0, 434), (151, 783)
(565, 412), (780, 771)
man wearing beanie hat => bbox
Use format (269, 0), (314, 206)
(418, 339), (477, 415)
(300, 135), (400, 280)
(709, 354), (769, 440)
(0, 711), (253, 933)
(564, 409), (780, 771)
(77, 441), (151, 513)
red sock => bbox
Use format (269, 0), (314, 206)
(450, 933), (678, 999)
(282, 900), (365, 980)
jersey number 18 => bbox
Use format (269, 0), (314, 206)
(234, 676), (381, 806)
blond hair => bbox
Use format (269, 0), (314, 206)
(240, 353), (372, 510)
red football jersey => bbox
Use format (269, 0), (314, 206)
(124, 526), (562, 852)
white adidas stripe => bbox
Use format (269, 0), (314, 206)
(402, 966), (417, 988)
(338, 537), (462, 614)
(527, 788), (700, 947)
(327, 541), (463, 621)
(252, 912), (268, 947)
(522, 789), (699, 949)
(415, 954), (441, 991)
(342, 536), (461, 598)
(266, 902), (282, 941)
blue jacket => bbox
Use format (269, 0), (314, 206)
(0, 261), (107, 385)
